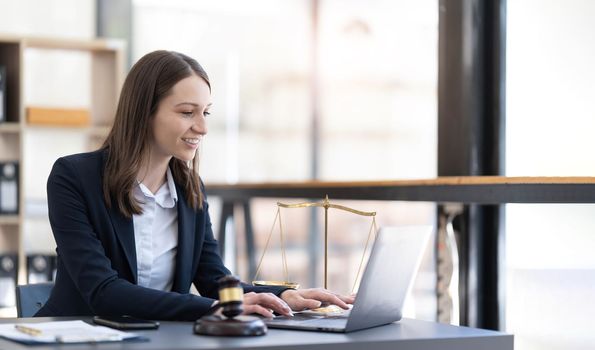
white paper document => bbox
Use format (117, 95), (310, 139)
(0, 320), (143, 344)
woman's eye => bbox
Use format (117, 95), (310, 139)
(204, 111), (211, 117)
(181, 111), (194, 117)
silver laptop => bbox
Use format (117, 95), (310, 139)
(265, 226), (432, 333)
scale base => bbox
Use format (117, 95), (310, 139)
(252, 280), (300, 289)
(194, 315), (267, 336)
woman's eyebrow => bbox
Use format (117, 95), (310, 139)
(174, 102), (213, 107)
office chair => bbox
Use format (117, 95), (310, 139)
(15, 282), (54, 317)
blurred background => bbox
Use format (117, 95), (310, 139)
(0, 1), (594, 349)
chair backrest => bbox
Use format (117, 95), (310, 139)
(15, 282), (54, 317)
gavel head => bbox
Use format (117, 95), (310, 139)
(217, 275), (244, 319)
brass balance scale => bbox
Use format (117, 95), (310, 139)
(252, 196), (378, 296)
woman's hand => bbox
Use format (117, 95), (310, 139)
(242, 292), (293, 318)
(280, 288), (355, 311)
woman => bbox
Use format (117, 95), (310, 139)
(36, 50), (353, 321)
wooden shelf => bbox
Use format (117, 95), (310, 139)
(0, 122), (20, 133)
(0, 34), (125, 52)
(24, 37), (125, 52)
(0, 123), (111, 135)
(24, 124), (109, 132)
(0, 36), (125, 286)
(0, 215), (19, 225)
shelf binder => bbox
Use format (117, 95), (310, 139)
(27, 254), (57, 284)
(0, 162), (18, 214)
(0, 253), (17, 307)
(0, 65), (6, 122)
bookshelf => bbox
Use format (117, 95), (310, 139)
(0, 36), (125, 310)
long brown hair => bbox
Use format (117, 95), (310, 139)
(102, 50), (210, 218)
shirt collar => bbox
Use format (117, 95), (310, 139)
(136, 167), (178, 209)
(165, 166), (178, 203)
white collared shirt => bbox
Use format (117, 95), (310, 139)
(132, 167), (178, 291)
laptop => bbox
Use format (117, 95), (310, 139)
(265, 226), (432, 333)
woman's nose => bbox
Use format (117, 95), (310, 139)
(192, 116), (207, 135)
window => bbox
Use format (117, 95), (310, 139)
(506, 1), (595, 348)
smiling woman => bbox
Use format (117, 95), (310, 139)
(149, 74), (210, 188)
(34, 50), (353, 321)
(102, 51), (210, 216)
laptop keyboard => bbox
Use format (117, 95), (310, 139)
(267, 314), (348, 327)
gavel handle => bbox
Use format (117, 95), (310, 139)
(204, 302), (223, 316)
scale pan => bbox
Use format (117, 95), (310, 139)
(252, 280), (300, 289)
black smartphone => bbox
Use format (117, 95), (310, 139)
(92, 316), (160, 330)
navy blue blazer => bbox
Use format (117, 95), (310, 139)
(35, 149), (287, 321)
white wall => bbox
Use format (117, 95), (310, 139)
(0, 0), (95, 39)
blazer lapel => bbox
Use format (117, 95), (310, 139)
(108, 206), (138, 283)
(172, 186), (195, 293)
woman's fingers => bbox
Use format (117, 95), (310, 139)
(243, 292), (293, 316)
(255, 293), (293, 316)
(292, 297), (322, 311)
(300, 289), (350, 309)
(243, 304), (274, 318)
(337, 293), (356, 304)
(241, 289), (352, 317)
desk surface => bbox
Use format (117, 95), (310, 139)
(0, 317), (513, 350)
